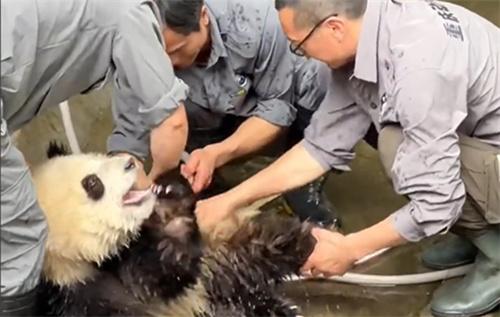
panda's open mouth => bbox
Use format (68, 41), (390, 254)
(123, 187), (152, 206)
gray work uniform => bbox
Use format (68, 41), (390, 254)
(304, 0), (500, 242)
(176, 0), (325, 136)
(1, 0), (187, 296)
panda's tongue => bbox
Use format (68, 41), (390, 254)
(123, 188), (152, 205)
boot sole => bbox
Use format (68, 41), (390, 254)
(431, 297), (500, 317)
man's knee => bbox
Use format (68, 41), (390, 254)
(378, 124), (404, 179)
(451, 197), (492, 238)
(459, 135), (500, 225)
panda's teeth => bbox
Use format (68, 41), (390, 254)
(164, 185), (173, 195)
(153, 185), (161, 195)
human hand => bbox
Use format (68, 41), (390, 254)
(180, 146), (219, 193)
(301, 228), (357, 277)
(194, 193), (238, 233)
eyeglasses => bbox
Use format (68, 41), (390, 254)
(289, 14), (338, 57)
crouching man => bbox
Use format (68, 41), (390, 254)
(195, 0), (500, 316)
(158, 0), (347, 227)
(1, 0), (189, 314)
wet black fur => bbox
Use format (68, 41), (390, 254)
(107, 169), (204, 303)
(38, 142), (317, 316)
(201, 212), (316, 316)
(46, 141), (69, 158)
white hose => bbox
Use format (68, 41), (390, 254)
(286, 246), (472, 286)
(59, 101), (81, 154)
(58, 102), (474, 286)
(286, 264), (472, 287)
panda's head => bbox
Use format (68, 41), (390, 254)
(33, 143), (155, 284)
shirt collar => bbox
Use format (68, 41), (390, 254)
(144, 0), (165, 28)
(353, 0), (383, 83)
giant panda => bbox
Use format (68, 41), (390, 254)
(35, 143), (317, 316)
(35, 143), (157, 315)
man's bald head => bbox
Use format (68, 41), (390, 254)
(275, 0), (367, 28)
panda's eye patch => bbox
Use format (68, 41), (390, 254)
(81, 174), (105, 200)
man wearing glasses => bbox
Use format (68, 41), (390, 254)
(196, 0), (500, 316)
(159, 0), (343, 228)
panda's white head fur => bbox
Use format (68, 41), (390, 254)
(32, 144), (155, 286)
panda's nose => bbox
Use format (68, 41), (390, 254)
(124, 158), (136, 171)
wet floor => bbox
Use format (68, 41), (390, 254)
(13, 1), (500, 316)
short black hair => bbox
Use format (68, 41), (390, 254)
(275, 0), (367, 28)
(155, 0), (204, 35)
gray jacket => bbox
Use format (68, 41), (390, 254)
(175, 0), (325, 128)
(304, 0), (500, 241)
(1, 0), (188, 159)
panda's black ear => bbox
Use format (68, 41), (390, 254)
(47, 141), (69, 158)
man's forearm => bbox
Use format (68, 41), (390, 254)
(208, 116), (284, 168)
(225, 142), (327, 209)
(346, 216), (408, 261)
(149, 105), (188, 178)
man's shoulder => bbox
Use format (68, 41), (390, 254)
(380, 0), (470, 75)
(207, 0), (273, 18)
(207, 0), (274, 41)
(90, 0), (158, 29)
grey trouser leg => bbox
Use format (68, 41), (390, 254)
(1, 101), (48, 297)
(378, 124), (500, 235)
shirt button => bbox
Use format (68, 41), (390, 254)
(238, 76), (247, 86)
(381, 93), (388, 104)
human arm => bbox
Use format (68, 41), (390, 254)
(107, 2), (189, 185)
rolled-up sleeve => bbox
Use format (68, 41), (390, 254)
(107, 3), (189, 160)
(303, 68), (372, 171)
(390, 69), (468, 242)
(248, 6), (296, 127)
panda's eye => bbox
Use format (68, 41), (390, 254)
(81, 174), (105, 200)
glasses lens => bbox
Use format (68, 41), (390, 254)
(289, 42), (305, 56)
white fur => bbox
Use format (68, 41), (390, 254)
(150, 279), (209, 317)
(32, 153), (155, 286)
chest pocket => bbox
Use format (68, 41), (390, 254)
(227, 74), (252, 111)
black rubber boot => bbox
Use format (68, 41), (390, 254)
(283, 176), (341, 229)
(0, 286), (40, 316)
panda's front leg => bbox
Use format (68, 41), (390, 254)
(114, 230), (203, 302)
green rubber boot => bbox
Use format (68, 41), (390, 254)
(430, 228), (500, 317)
(422, 234), (478, 270)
